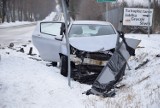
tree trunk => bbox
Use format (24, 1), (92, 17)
(12, 0), (16, 22)
(2, 0), (6, 23)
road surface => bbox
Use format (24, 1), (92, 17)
(0, 24), (36, 47)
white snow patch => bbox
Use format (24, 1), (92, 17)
(43, 12), (57, 21)
(0, 21), (36, 28)
(0, 27), (160, 108)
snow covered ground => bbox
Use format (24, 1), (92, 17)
(0, 21), (36, 28)
(0, 22), (160, 108)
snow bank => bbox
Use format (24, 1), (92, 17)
(43, 12), (57, 21)
(43, 12), (64, 22)
(0, 21), (36, 28)
(0, 34), (160, 108)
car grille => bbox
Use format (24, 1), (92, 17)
(86, 52), (112, 61)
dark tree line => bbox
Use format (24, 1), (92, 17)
(0, 0), (118, 23)
(66, 0), (106, 20)
(152, 0), (160, 32)
(78, 0), (106, 20)
(0, 0), (56, 23)
(68, 0), (81, 20)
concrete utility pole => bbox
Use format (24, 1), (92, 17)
(61, 0), (71, 87)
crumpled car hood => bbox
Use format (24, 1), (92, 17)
(69, 34), (118, 52)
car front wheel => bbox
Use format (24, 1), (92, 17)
(60, 55), (75, 77)
(60, 56), (68, 77)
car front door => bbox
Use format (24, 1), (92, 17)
(32, 22), (64, 62)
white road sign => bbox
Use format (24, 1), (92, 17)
(123, 8), (153, 26)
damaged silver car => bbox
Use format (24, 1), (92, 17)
(33, 20), (122, 83)
(32, 20), (141, 96)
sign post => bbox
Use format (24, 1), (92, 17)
(123, 8), (153, 27)
(148, 0), (151, 37)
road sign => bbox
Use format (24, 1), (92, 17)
(97, 0), (116, 2)
(123, 8), (153, 26)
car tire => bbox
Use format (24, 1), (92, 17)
(60, 56), (68, 77)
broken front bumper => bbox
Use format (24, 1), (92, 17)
(70, 55), (107, 66)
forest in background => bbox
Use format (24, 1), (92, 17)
(0, 0), (56, 22)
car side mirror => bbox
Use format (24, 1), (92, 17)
(60, 23), (66, 35)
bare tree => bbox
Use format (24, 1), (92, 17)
(0, 0), (56, 23)
(1, 0), (7, 22)
(78, 0), (106, 20)
(153, 0), (160, 32)
(68, 0), (81, 20)
(0, 0), (2, 20)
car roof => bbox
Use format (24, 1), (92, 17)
(71, 20), (112, 25)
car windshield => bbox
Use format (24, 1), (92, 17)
(69, 24), (116, 37)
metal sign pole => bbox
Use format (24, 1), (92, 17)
(148, 0), (151, 37)
(106, 3), (109, 21)
(61, 0), (71, 87)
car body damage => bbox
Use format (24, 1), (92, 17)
(32, 21), (118, 61)
(86, 37), (141, 97)
(32, 21), (119, 83)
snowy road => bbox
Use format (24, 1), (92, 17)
(0, 24), (36, 47)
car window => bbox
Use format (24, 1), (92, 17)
(69, 24), (116, 37)
(40, 22), (61, 36)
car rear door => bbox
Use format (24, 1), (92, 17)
(32, 22), (64, 62)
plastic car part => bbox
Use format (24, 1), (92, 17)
(85, 38), (141, 97)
